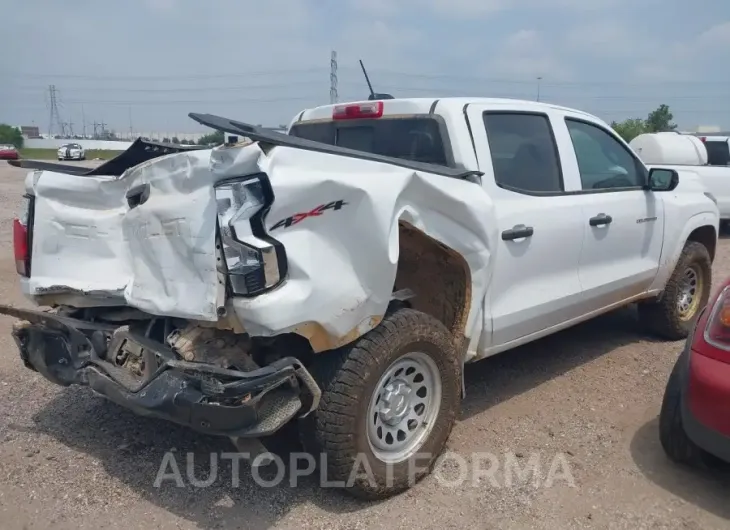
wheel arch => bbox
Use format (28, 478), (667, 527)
(687, 225), (717, 262)
(393, 221), (472, 342)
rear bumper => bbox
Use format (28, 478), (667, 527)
(1, 305), (320, 438)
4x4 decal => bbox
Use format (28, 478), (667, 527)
(269, 200), (348, 231)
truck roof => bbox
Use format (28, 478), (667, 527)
(294, 97), (602, 124)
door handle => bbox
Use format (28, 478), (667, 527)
(589, 213), (612, 226)
(126, 183), (151, 209)
(501, 225), (534, 241)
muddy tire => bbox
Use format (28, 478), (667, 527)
(659, 354), (708, 466)
(638, 241), (712, 340)
(299, 307), (461, 500)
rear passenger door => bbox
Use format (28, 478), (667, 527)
(465, 106), (587, 351)
(556, 116), (664, 311)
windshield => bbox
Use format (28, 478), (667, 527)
(288, 117), (450, 167)
(705, 140), (730, 166)
(0, 145), (15, 150)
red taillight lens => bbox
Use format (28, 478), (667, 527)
(332, 101), (384, 120)
(13, 195), (32, 277)
(701, 285), (730, 363)
(700, 136), (707, 143)
(13, 218), (29, 276)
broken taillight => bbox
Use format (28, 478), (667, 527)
(695, 284), (730, 365)
(13, 195), (32, 277)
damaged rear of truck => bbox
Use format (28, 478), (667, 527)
(3, 111), (493, 499)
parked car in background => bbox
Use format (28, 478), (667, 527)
(57, 143), (85, 161)
(630, 132), (730, 229)
(700, 136), (730, 167)
(0, 144), (19, 160)
(660, 274), (730, 468)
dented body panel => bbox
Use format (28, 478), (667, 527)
(23, 141), (495, 351)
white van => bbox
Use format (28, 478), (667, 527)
(630, 132), (730, 226)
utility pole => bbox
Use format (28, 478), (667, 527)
(330, 50), (338, 104)
(81, 105), (86, 138)
(128, 106), (133, 139)
(536, 76), (542, 102)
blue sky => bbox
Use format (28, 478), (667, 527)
(2, 0), (729, 133)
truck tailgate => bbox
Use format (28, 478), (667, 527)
(26, 149), (221, 320)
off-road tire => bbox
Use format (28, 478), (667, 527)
(638, 241), (712, 340)
(659, 353), (710, 466)
(299, 307), (461, 500)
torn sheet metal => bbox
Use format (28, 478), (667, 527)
(24, 142), (496, 347)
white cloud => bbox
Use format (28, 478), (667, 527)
(630, 21), (730, 82)
(562, 22), (643, 60)
(365, 0), (632, 18)
(484, 30), (573, 81)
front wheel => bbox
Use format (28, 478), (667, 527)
(639, 241), (712, 340)
(299, 308), (461, 500)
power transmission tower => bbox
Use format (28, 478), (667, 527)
(330, 50), (338, 104)
(48, 85), (63, 136)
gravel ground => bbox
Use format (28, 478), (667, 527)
(0, 160), (729, 529)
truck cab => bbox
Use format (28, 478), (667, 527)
(289, 98), (719, 358)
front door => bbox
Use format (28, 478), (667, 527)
(558, 117), (664, 311)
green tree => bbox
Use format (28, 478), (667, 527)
(610, 104), (677, 142)
(197, 130), (224, 146)
(610, 118), (648, 143)
(0, 124), (24, 148)
(171, 136), (180, 144)
(645, 104), (677, 133)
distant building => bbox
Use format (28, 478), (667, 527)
(20, 125), (41, 138)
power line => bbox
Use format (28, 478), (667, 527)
(3, 67), (329, 80)
(334, 67), (730, 87)
(9, 80), (328, 93)
(7, 66), (729, 87)
(45, 95), (323, 105)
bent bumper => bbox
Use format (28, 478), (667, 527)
(2, 305), (320, 438)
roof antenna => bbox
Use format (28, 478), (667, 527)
(359, 59), (394, 101)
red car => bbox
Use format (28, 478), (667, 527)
(0, 144), (19, 160)
(660, 276), (730, 466)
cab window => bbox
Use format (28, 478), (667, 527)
(482, 112), (563, 193)
(565, 119), (646, 190)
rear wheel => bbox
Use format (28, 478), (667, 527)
(659, 354), (712, 466)
(639, 241), (712, 340)
(299, 307), (461, 500)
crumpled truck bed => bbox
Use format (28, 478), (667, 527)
(25, 148), (221, 319)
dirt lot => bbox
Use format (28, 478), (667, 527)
(0, 160), (729, 529)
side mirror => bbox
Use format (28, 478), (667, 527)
(648, 168), (679, 192)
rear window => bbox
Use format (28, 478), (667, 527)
(705, 140), (730, 166)
(288, 117), (450, 166)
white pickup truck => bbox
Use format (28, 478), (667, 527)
(4, 97), (719, 499)
(630, 132), (730, 227)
